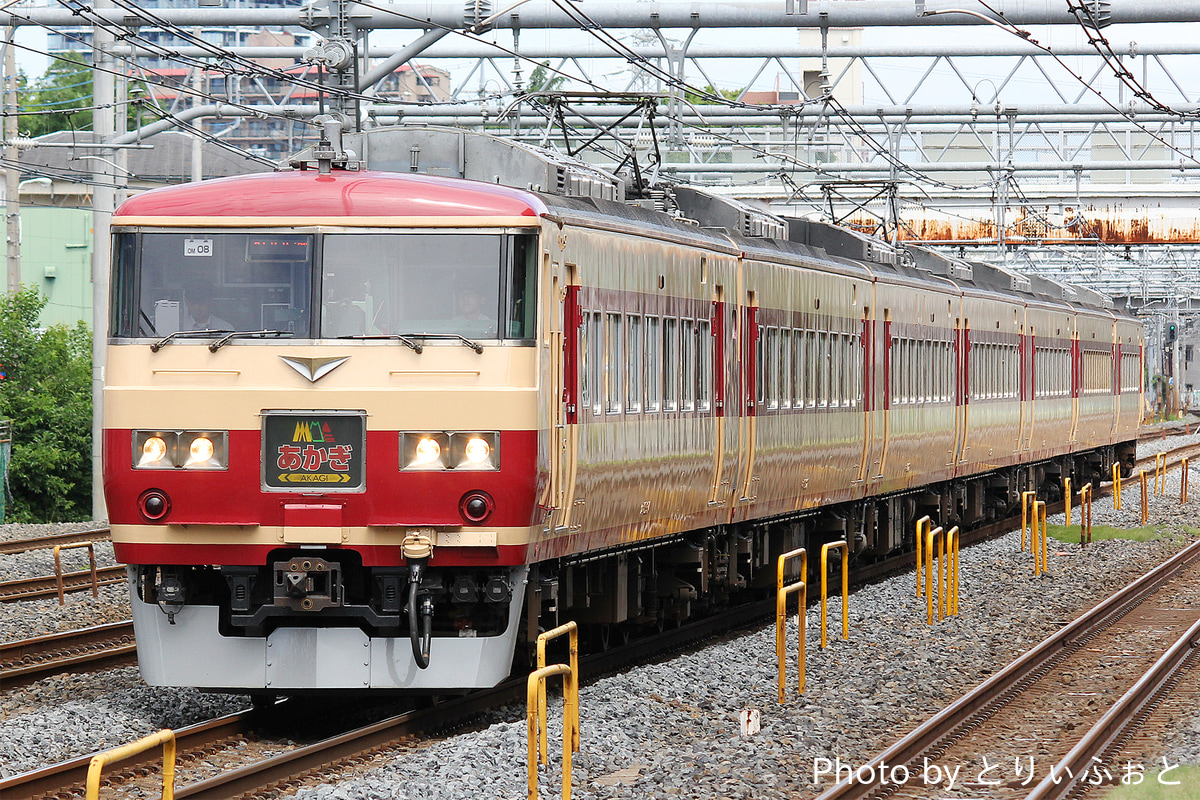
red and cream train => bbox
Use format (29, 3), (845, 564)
(103, 126), (1142, 692)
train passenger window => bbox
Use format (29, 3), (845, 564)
(756, 327), (766, 407)
(831, 333), (844, 407)
(698, 319), (712, 412)
(663, 318), (679, 412)
(807, 331), (818, 408)
(606, 313), (623, 414)
(779, 328), (792, 409)
(764, 327), (778, 410)
(645, 316), (661, 412)
(819, 332), (830, 407)
(580, 311), (592, 412)
(589, 311), (603, 415)
(682, 319), (697, 412)
(792, 329), (803, 407)
(627, 315), (643, 413)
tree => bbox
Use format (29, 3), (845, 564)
(684, 84), (745, 105)
(19, 54), (94, 137)
(0, 289), (92, 521)
(526, 61), (567, 93)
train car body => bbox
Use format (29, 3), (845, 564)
(103, 127), (1142, 692)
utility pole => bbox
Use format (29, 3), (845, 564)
(92, 9), (115, 521)
(4, 28), (19, 292)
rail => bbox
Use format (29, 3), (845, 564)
(0, 528), (112, 555)
(1026, 614), (1200, 799)
(814, 537), (1200, 800)
(0, 565), (126, 603)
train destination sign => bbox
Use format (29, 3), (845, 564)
(263, 411), (365, 491)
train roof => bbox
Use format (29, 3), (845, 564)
(112, 169), (548, 220)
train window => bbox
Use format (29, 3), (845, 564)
(698, 319), (712, 412)
(779, 328), (792, 409)
(682, 319), (697, 412)
(645, 316), (662, 412)
(807, 331), (819, 408)
(756, 326), (765, 407)
(589, 311), (603, 415)
(819, 332), (831, 407)
(627, 315), (643, 413)
(117, 232), (315, 338)
(764, 327), (778, 410)
(580, 311), (592, 411)
(664, 318), (679, 412)
(792, 328), (804, 407)
(323, 233), (503, 339)
(505, 235), (538, 339)
(606, 313), (623, 414)
(832, 333), (845, 407)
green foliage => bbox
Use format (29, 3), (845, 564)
(19, 54), (94, 137)
(0, 288), (92, 521)
(684, 84), (745, 105)
(526, 61), (567, 93)
(1046, 523), (1163, 543)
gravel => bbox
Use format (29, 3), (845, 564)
(4, 436), (1200, 795)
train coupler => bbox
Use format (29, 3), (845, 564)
(273, 557), (342, 612)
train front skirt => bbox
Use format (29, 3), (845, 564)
(125, 567), (530, 690)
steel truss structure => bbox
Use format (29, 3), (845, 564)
(18, 0), (1200, 307)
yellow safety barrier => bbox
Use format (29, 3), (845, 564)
(86, 729), (175, 800)
(924, 526), (946, 624)
(53, 541), (98, 606)
(776, 548), (807, 702)
(1112, 463), (1122, 510)
(536, 621), (580, 764)
(1156, 453), (1167, 496)
(1141, 470), (1150, 525)
(915, 516), (931, 597)
(1182, 457), (1190, 504)
(820, 541), (849, 648)
(945, 526), (960, 617)
(1064, 477), (1072, 526)
(1031, 500), (1048, 576)
(1079, 483), (1093, 547)
(1020, 490), (1037, 551)
(527, 664), (577, 800)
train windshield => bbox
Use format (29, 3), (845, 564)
(111, 231), (538, 342)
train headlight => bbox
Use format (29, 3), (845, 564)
(401, 432), (450, 470)
(180, 431), (227, 469)
(451, 432), (499, 470)
(132, 430), (228, 469)
(139, 435), (170, 467)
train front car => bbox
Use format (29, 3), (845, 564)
(104, 169), (544, 691)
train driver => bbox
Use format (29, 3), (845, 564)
(181, 280), (234, 331)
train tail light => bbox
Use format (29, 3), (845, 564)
(459, 490), (494, 524)
(138, 489), (171, 521)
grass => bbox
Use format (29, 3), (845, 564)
(1045, 523), (1164, 543)
(1103, 766), (1200, 800)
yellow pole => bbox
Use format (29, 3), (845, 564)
(819, 541), (850, 647)
(776, 582), (806, 702)
(947, 526), (960, 616)
(1039, 501), (1048, 575)
(86, 730), (176, 800)
(915, 516), (930, 597)
(1020, 491), (1036, 551)
(1182, 457), (1189, 504)
(527, 664), (573, 800)
(1064, 477), (1072, 526)
(925, 527), (943, 625)
(1141, 470), (1149, 525)
(1113, 463), (1122, 510)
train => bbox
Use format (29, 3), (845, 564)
(103, 124), (1143, 693)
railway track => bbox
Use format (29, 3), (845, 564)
(814, 537), (1200, 800)
(2, 433), (1195, 799)
(0, 599), (772, 800)
(0, 528), (112, 555)
(0, 621), (138, 689)
(0, 565), (126, 603)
